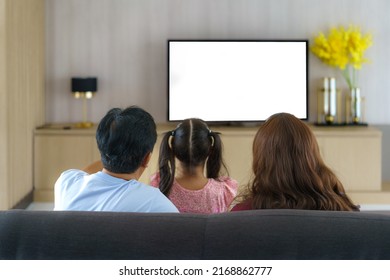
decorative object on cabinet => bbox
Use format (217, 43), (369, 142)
(316, 77), (341, 125)
(71, 77), (98, 128)
(311, 25), (372, 125)
(346, 87), (366, 124)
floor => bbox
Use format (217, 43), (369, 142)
(26, 202), (54, 211)
(25, 202), (390, 211)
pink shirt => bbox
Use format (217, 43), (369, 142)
(150, 173), (238, 214)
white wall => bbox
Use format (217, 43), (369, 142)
(45, 0), (390, 124)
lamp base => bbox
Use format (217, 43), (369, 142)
(75, 121), (94, 129)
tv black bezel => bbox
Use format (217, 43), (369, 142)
(167, 39), (309, 125)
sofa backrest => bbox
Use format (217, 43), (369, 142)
(1, 209), (390, 259)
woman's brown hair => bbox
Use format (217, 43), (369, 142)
(240, 113), (359, 211)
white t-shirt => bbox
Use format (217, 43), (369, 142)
(54, 170), (179, 213)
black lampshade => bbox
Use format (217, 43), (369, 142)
(71, 77), (98, 92)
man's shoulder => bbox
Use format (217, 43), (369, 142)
(59, 169), (88, 179)
(129, 180), (160, 192)
(130, 181), (179, 213)
(55, 169), (87, 188)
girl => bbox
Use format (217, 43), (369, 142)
(150, 118), (238, 213)
(231, 113), (359, 211)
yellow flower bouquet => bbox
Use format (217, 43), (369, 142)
(311, 25), (372, 90)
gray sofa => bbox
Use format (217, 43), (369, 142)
(1, 209), (390, 260)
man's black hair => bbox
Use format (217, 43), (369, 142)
(96, 106), (157, 173)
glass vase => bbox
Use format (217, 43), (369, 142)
(317, 77), (341, 124)
(346, 87), (365, 124)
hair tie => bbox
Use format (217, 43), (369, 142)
(208, 130), (215, 147)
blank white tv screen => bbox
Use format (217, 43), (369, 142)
(168, 40), (308, 122)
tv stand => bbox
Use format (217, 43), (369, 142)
(33, 124), (382, 204)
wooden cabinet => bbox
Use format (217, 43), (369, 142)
(313, 126), (382, 192)
(33, 126), (100, 201)
(33, 124), (382, 202)
(211, 125), (382, 193)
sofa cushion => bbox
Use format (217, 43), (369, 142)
(0, 210), (205, 259)
(204, 209), (390, 259)
(1, 209), (390, 259)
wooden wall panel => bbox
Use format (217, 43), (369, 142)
(0, 0), (45, 209)
(0, 0), (9, 209)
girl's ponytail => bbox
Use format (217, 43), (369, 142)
(158, 132), (176, 196)
(206, 131), (227, 179)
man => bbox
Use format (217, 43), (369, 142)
(54, 106), (178, 213)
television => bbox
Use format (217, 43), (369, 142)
(168, 40), (308, 124)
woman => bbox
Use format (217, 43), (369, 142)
(231, 113), (359, 211)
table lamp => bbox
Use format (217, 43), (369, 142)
(71, 77), (97, 128)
